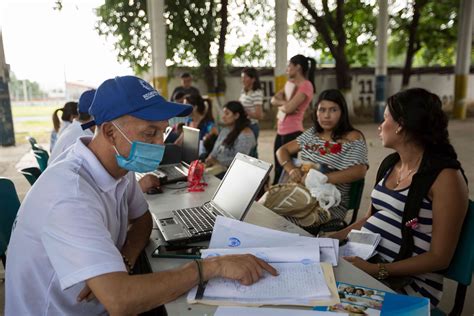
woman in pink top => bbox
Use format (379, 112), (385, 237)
(271, 54), (316, 184)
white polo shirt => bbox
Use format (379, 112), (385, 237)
(5, 136), (149, 315)
(49, 120), (94, 164)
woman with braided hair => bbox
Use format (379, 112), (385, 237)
(331, 88), (469, 307)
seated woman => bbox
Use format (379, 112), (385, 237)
(331, 88), (469, 307)
(205, 101), (256, 176)
(175, 94), (218, 157)
(50, 101), (78, 152)
(272, 89), (368, 230)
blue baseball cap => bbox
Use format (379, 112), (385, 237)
(82, 76), (192, 129)
(78, 89), (96, 114)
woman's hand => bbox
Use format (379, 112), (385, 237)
(288, 167), (303, 183)
(205, 156), (218, 167)
(343, 256), (378, 276)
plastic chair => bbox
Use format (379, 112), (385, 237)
(432, 199), (474, 316)
(33, 147), (49, 172)
(0, 178), (21, 268)
(318, 178), (365, 233)
(19, 167), (42, 185)
(26, 136), (38, 149)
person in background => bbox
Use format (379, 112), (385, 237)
(49, 90), (96, 163)
(5, 76), (277, 316)
(275, 89), (368, 230)
(49, 89), (161, 193)
(176, 94), (218, 158)
(239, 67), (264, 158)
(330, 88), (469, 307)
(165, 91), (187, 143)
(50, 101), (78, 152)
(270, 54), (316, 184)
(170, 72), (200, 102)
(205, 101), (256, 176)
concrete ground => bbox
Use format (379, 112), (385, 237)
(0, 119), (473, 314)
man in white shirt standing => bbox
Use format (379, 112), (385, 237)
(49, 89), (96, 163)
(5, 75), (277, 316)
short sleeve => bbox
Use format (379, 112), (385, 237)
(339, 139), (369, 169)
(297, 81), (314, 99)
(41, 199), (126, 290)
(296, 127), (315, 148)
(252, 90), (264, 105)
(126, 172), (149, 220)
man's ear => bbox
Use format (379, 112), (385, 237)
(101, 122), (116, 145)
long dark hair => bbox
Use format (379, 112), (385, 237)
(184, 94), (214, 130)
(289, 54), (316, 93)
(52, 101), (78, 132)
(312, 89), (358, 141)
(387, 88), (457, 160)
(223, 101), (250, 148)
(242, 67), (262, 91)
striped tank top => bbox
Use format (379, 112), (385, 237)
(361, 168), (443, 306)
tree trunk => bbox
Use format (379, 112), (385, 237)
(401, 0), (427, 89)
(216, 0), (228, 93)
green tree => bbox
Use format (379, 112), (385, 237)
(9, 72), (47, 100)
(390, 0), (460, 89)
(294, 0), (376, 113)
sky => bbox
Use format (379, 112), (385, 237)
(0, 0), (134, 90)
(0, 0), (314, 92)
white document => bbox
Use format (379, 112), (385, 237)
(339, 230), (381, 260)
(203, 262), (330, 300)
(201, 246), (319, 263)
(210, 216), (339, 265)
(276, 109), (286, 121)
(284, 81), (296, 101)
(214, 306), (347, 316)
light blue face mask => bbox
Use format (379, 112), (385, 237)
(112, 122), (165, 173)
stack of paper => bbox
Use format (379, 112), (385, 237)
(209, 216), (340, 266)
(339, 230), (381, 260)
(187, 216), (341, 307)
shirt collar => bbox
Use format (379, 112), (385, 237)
(72, 136), (129, 192)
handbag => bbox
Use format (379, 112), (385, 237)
(262, 183), (331, 227)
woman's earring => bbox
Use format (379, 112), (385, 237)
(395, 128), (401, 134)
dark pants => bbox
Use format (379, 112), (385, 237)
(249, 123), (260, 158)
(273, 131), (302, 184)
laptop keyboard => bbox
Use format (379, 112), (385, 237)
(172, 204), (217, 236)
(158, 165), (186, 179)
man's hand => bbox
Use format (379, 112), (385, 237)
(203, 254), (278, 286)
(138, 174), (161, 193)
(77, 284), (95, 303)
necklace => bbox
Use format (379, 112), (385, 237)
(396, 156), (422, 186)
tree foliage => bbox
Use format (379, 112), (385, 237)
(294, 0), (376, 92)
(390, 0), (460, 67)
(389, 0), (460, 87)
(9, 72), (48, 100)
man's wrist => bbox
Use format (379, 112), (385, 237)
(201, 257), (219, 281)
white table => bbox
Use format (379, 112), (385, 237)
(144, 175), (393, 315)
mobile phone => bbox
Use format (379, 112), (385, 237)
(152, 245), (207, 259)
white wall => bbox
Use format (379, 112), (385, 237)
(166, 68), (474, 113)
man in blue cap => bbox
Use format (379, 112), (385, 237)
(5, 76), (277, 315)
(49, 88), (162, 193)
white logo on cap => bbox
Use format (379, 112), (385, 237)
(139, 79), (154, 91)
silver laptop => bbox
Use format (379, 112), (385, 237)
(154, 153), (272, 244)
(156, 126), (200, 184)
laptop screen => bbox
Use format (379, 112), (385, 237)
(211, 153), (271, 219)
(182, 126), (200, 164)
